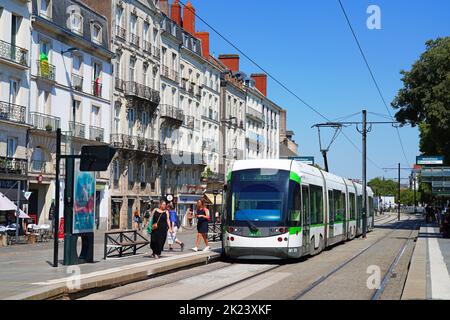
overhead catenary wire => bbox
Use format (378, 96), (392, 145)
(178, 0), (384, 171)
(337, 0), (411, 169)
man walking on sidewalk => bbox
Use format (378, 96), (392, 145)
(167, 203), (184, 252)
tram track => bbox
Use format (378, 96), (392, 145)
(292, 215), (416, 300)
(193, 214), (413, 300)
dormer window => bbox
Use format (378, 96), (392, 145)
(40, 0), (52, 20)
(91, 22), (102, 44)
(70, 10), (83, 35)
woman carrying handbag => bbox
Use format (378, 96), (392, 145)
(147, 200), (172, 259)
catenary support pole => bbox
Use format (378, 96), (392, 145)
(362, 110), (367, 238)
(398, 163), (401, 222)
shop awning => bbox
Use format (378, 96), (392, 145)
(0, 188), (29, 204)
(205, 193), (223, 206)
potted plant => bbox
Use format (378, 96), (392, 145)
(45, 124), (53, 132)
(137, 138), (146, 150)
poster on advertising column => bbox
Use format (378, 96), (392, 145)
(73, 159), (96, 234)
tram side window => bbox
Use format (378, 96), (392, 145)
(302, 185), (311, 225)
(369, 196), (374, 217)
(290, 183), (301, 226)
(310, 185), (323, 225)
(334, 190), (345, 223)
(358, 195), (363, 216)
(349, 193), (356, 220)
(328, 190), (334, 223)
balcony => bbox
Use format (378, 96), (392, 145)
(130, 33), (140, 48)
(72, 74), (83, 91)
(0, 157), (27, 176)
(92, 81), (102, 97)
(160, 104), (184, 128)
(0, 101), (26, 124)
(165, 150), (206, 168)
(203, 139), (219, 153)
(123, 81), (160, 109)
(89, 126), (104, 142)
(161, 65), (179, 83)
(152, 45), (161, 61)
(110, 134), (161, 156)
(0, 39), (28, 67)
(180, 78), (188, 90)
(246, 107), (265, 123)
(115, 25), (126, 40)
(36, 60), (56, 82)
(29, 112), (60, 131)
(227, 148), (244, 160)
(183, 115), (195, 130)
(143, 40), (152, 53)
(115, 78), (124, 91)
(188, 82), (195, 95)
(69, 121), (86, 139)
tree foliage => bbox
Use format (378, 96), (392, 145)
(392, 37), (450, 163)
(368, 178), (398, 196)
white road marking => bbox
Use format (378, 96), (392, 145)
(427, 227), (450, 299)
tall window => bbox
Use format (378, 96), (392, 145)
(115, 6), (123, 27)
(129, 58), (136, 82)
(91, 23), (102, 44)
(114, 105), (120, 134)
(140, 163), (146, 184)
(130, 14), (137, 35)
(91, 105), (100, 127)
(128, 108), (135, 136)
(113, 161), (120, 184)
(9, 80), (19, 105)
(40, 0), (51, 19)
(128, 162), (134, 184)
(6, 137), (17, 158)
(143, 22), (149, 42)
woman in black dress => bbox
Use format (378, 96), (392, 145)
(150, 201), (172, 259)
(192, 199), (210, 252)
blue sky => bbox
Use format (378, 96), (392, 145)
(187, 0), (450, 180)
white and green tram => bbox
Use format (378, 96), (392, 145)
(222, 160), (375, 260)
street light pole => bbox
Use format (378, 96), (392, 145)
(53, 128), (61, 267)
(15, 181), (20, 243)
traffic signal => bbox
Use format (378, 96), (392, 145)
(80, 145), (116, 172)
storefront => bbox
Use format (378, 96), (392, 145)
(177, 194), (203, 226)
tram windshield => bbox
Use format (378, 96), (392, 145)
(228, 169), (289, 226)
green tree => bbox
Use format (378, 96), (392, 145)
(391, 37), (450, 163)
(368, 178), (398, 196)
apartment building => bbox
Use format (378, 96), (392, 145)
(27, 0), (113, 228)
(0, 0), (31, 224)
(83, 0), (163, 230)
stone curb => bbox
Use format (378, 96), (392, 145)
(5, 251), (221, 300)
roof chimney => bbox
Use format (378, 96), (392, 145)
(159, 0), (169, 16)
(171, 0), (182, 26)
(183, 1), (196, 35)
(196, 32), (210, 59)
(218, 54), (239, 73)
(251, 73), (267, 97)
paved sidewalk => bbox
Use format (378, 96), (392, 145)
(402, 224), (450, 300)
(0, 228), (220, 300)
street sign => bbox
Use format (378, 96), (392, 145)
(80, 145), (116, 172)
(291, 156), (315, 165)
(416, 155), (444, 165)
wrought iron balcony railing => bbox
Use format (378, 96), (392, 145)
(161, 65), (179, 82)
(37, 60), (56, 81)
(115, 25), (126, 40)
(0, 157), (27, 176)
(29, 112), (60, 131)
(152, 45), (161, 60)
(246, 107), (265, 123)
(115, 77), (124, 90)
(123, 81), (160, 105)
(160, 104), (184, 122)
(92, 81), (102, 97)
(110, 134), (161, 154)
(69, 121), (86, 139)
(130, 33), (140, 47)
(227, 148), (244, 160)
(183, 115), (195, 130)
(72, 74), (83, 91)
(0, 39), (28, 67)
(89, 126), (104, 142)
(0, 100), (26, 124)
(143, 40), (152, 53)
